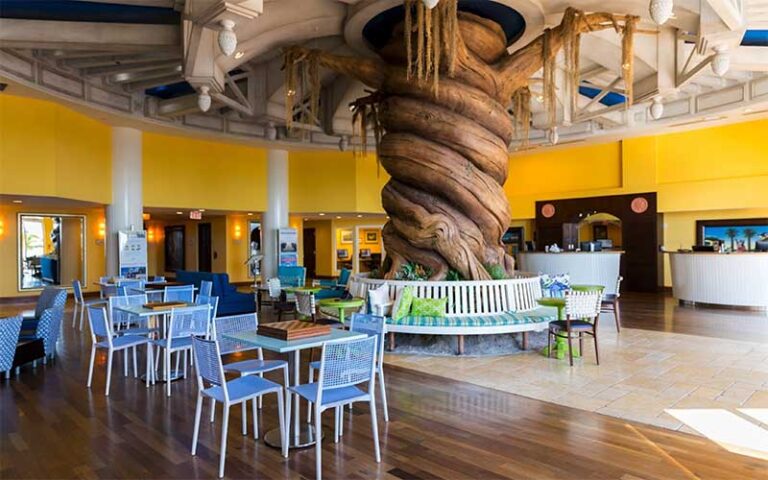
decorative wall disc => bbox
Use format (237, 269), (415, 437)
(631, 197), (649, 214)
(541, 203), (556, 218)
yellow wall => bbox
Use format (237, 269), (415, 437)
(505, 119), (768, 286)
(0, 95), (111, 204)
(0, 202), (105, 297)
(304, 220), (333, 277)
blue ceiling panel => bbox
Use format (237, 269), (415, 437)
(0, 0), (179, 24)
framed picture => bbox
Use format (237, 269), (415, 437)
(365, 231), (379, 244)
(696, 218), (768, 252)
(593, 224), (608, 240)
(360, 248), (371, 258)
(340, 229), (353, 244)
(337, 249), (349, 259)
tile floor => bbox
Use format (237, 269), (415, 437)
(385, 321), (768, 432)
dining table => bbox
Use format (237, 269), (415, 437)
(222, 327), (367, 449)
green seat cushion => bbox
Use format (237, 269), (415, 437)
(389, 307), (558, 328)
(410, 297), (447, 317)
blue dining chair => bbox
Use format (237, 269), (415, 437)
(210, 313), (289, 433)
(86, 306), (154, 395)
(307, 313), (389, 429)
(199, 280), (213, 298)
(152, 305), (211, 397)
(195, 294), (220, 320)
(164, 285), (195, 303)
(108, 294), (155, 336)
(289, 335), (380, 480)
(190, 337), (287, 478)
(72, 280), (105, 330)
(1, 315), (23, 380)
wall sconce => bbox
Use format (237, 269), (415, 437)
(98, 221), (106, 239)
(234, 223), (242, 240)
(147, 227), (155, 242)
(0, 219), (4, 237)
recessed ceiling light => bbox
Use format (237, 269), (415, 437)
(336, 215), (342, 219)
(247, 212), (253, 216)
(199, 209), (205, 212)
(234, 51), (245, 59)
(356, 214), (363, 218)
(12, 199), (23, 204)
(176, 211), (183, 215)
(303, 218), (308, 221)
(318, 213), (325, 216)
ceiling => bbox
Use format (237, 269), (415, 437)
(0, 0), (767, 151)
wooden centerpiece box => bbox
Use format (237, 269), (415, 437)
(142, 301), (188, 310)
(258, 320), (331, 341)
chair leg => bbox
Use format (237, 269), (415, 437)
(594, 332), (600, 365)
(285, 386), (293, 447)
(87, 345), (97, 387)
(252, 399), (259, 439)
(191, 393), (204, 455)
(307, 366), (315, 424)
(378, 367), (389, 422)
(133, 346), (138, 378)
(369, 397), (381, 463)
(334, 407), (340, 444)
(242, 403), (247, 436)
(145, 344), (152, 388)
(546, 330), (552, 358)
(614, 301), (622, 333)
(567, 332), (574, 367)
(579, 332), (583, 355)
(105, 349), (114, 396)
(277, 389), (287, 458)
(80, 306), (86, 331)
(210, 398), (216, 423)
(219, 406), (230, 478)
(314, 406), (322, 480)
(166, 351), (172, 397)
(123, 349), (129, 377)
(72, 304), (78, 328)
(521, 332), (528, 350)
(457, 335), (465, 355)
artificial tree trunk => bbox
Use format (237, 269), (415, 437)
(286, 7), (633, 280)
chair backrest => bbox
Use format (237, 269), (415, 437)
(318, 336), (377, 398)
(168, 305), (211, 340)
(199, 280), (213, 298)
(212, 313), (259, 355)
(267, 278), (282, 299)
(192, 337), (226, 393)
(118, 279), (144, 290)
(615, 276), (623, 298)
(278, 266), (306, 287)
(164, 285), (195, 303)
(565, 290), (602, 320)
(35, 286), (66, 318)
(295, 291), (316, 317)
(196, 295), (219, 319)
(350, 313), (386, 363)
(72, 280), (85, 304)
(338, 268), (352, 288)
(87, 306), (113, 343)
(36, 307), (64, 356)
(109, 294), (148, 327)
(0, 315), (23, 372)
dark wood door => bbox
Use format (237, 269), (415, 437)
(303, 228), (316, 279)
(164, 226), (185, 273)
(198, 223), (212, 272)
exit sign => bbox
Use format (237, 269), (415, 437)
(190, 210), (203, 220)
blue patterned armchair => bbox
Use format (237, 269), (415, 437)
(19, 307), (64, 360)
(21, 287), (67, 331)
(0, 315), (23, 379)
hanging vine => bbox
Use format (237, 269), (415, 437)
(403, 0), (459, 94)
(512, 86), (532, 148)
(622, 15), (639, 108)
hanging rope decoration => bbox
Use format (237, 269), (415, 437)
(512, 86), (532, 148)
(404, 0), (459, 94)
(542, 29), (556, 130)
(283, 47), (320, 131)
(621, 15), (638, 108)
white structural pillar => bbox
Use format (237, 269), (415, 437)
(106, 127), (143, 276)
(262, 149), (289, 280)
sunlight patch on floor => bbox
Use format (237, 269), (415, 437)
(665, 409), (768, 461)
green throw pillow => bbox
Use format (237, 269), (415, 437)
(410, 297), (448, 317)
(392, 286), (414, 321)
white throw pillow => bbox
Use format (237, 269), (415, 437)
(368, 283), (391, 315)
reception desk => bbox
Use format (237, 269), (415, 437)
(668, 252), (768, 309)
(518, 251), (622, 295)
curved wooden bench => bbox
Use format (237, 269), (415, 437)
(350, 274), (558, 354)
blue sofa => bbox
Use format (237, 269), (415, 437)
(174, 271), (255, 316)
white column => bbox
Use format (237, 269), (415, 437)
(262, 149), (289, 280)
(106, 127), (143, 276)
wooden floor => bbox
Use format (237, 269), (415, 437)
(2, 293), (767, 479)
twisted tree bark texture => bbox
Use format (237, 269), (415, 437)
(291, 8), (626, 280)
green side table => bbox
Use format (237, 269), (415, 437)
(537, 297), (581, 360)
(317, 297), (365, 324)
(284, 286), (324, 294)
(570, 284), (605, 293)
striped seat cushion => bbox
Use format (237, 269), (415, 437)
(389, 307), (558, 328)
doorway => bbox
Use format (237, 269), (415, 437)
(164, 226), (185, 273)
(198, 223), (212, 272)
(303, 228), (316, 279)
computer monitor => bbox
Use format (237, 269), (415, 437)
(756, 241), (768, 252)
(580, 241), (602, 252)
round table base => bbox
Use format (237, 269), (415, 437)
(264, 425), (324, 450)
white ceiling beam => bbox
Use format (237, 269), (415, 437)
(124, 74), (183, 92)
(109, 66), (183, 84)
(64, 52), (180, 69)
(157, 94), (200, 117)
(84, 59), (181, 76)
(705, 0), (746, 30)
(0, 19), (179, 51)
(730, 46), (768, 71)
